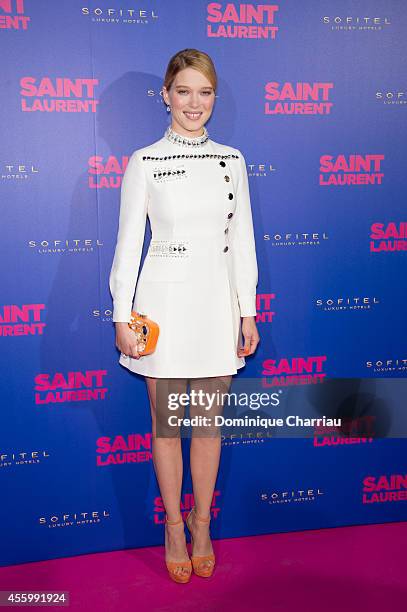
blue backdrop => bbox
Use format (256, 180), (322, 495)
(1, 0), (406, 567)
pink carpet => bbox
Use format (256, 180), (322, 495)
(1, 522), (405, 611)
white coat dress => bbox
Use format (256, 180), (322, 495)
(109, 125), (258, 378)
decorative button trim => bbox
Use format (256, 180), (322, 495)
(223, 246), (229, 252)
(153, 170), (186, 178)
(148, 240), (189, 258)
(228, 193), (234, 200)
(224, 228), (229, 234)
(165, 125), (209, 147)
(219, 161), (226, 167)
(224, 175), (230, 182)
(142, 153), (239, 161)
(169, 244), (188, 253)
(228, 212), (233, 218)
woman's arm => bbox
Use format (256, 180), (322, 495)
(230, 150), (258, 318)
(109, 150), (148, 323)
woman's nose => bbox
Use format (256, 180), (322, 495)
(189, 94), (200, 107)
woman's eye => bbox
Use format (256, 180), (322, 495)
(177, 90), (212, 95)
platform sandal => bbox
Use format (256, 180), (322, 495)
(185, 507), (216, 577)
(164, 514), (192, 583)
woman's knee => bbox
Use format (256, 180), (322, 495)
(148, 377), (188, 438)
(189, 375), (232, 436)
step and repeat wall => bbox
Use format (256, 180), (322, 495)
(1, 1), (406, 566)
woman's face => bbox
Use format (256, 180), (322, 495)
(163, 67), (215, 137)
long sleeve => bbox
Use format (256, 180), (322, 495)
(230, 150), (258, 317)
(109, 150), (148, 322)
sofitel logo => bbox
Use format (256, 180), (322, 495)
(265, 82), (334, 115)
(315, 296), (380, 312)
(362, 474), (407, 504)
(264, 231), (329, 247)
(20, 77), (99, 113)
(370, 222), (407, 253)
(0, 304), (46, 336)
(262, 356), (327, 386)
(0, 449), (50, 468)
(88, 155), (128, 189)
(366, 357), (407, 374)
(0, 0), (30, 30)
(376, 90), (406, 106)
(1, 162), (39, 180)
(255, 294), (275, 324)
(154, 491), (221, 523)
(29, 238), (103, 254)
(221, 430), (273, 446)
(39, 510), (111, 528)
(96, 433), (153, 466)
(207, 2), (279, 39)
(261, 487), (324, 504)
(81, 6), (159, 24)
(322, 15), (391, 31)
(34, 370), (108, 404)
(319, 154), (384, 186)
(93, 308), (120, 322)
(247, 162), (276, 177)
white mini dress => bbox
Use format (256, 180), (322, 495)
(109, 125), (258, 378)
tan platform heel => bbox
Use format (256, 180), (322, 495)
(165, 514), (192, 583)
(185, 507), (216, 577)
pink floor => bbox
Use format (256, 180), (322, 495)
(1, 522), (406, 611)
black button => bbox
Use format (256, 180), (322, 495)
(224, 228), (229, 234)
(227, 212), (233, 219)
(219, 161), (226, 167)
(223, 246), (229, 252)
(228, 193), (234, 199)
(224, 175), (230, 182)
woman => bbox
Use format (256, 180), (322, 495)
(109, 48), (260, 583)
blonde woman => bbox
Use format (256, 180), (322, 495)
(109, 48), (259, 582)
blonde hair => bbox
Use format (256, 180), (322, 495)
(163, 48), (217, 93)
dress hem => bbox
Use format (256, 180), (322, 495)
(118, 356), (246, 378)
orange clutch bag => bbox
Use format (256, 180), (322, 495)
(128, 311), (160, 355)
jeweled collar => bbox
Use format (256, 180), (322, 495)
(165, 125), (209, 147)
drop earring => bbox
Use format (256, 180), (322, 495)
(166, 105), (171, 112)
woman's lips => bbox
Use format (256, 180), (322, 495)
(183, 111), (202, 121)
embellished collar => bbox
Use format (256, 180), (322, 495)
(164, 125), (209, 147)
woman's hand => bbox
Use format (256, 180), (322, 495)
(115, 322), (142, 359)
(237, 316), (260, 357)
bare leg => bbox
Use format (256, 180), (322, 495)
(145, 376), (190, 578)
(187, 375), (232, 570)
